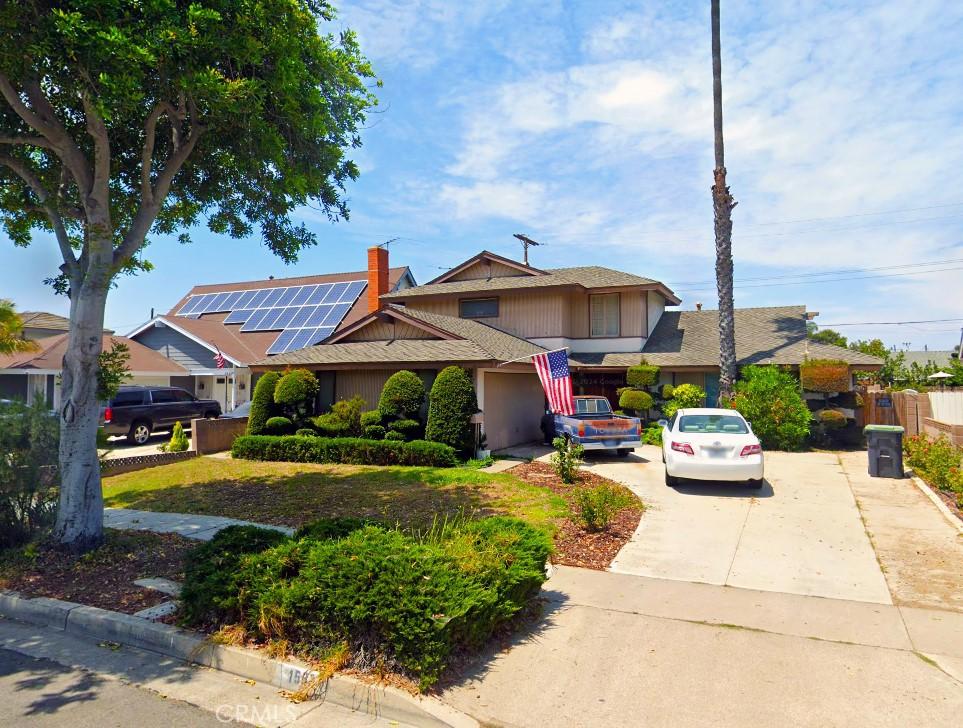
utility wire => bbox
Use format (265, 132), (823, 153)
(673, 264), (963, 293)
(816, 318), (963, 327)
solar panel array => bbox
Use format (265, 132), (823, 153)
(176, 280), (366, 354)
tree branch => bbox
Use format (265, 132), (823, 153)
(115, 98), (204, 267)
(0, 153), (79, 275)
(0, 135), (51, 148)
(82, 93), (111, 208)
(140, 100), (183, 203)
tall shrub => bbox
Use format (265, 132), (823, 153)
(800, 359), (850, 393)
(378, 370), (426, 420)
(425, 366), (478, 454)
(0, 400), (59, 547)
(247, 371), (281, 435)
(662, 383), (706, 418)
(626, 361), (659, 388)
(274, 368), (320, 422)
(731, 366), (810, 450)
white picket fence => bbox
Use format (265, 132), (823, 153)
(929, 391), (963, 425)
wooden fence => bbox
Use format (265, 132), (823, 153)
(861, 389), (963, 446)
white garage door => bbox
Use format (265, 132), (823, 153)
(482, 371), (545, 451)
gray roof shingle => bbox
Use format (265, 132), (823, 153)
(619, 305), (883, 368)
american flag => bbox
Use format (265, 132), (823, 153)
(214, 348), (226, 369)
(532, 349), (575, 415)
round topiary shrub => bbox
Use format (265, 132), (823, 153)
(274, 368), (320, 419)
(425, 366), (478, 454)
(384, 430), (405, 441)
(661, 384), (674, 400)
(363, 424), (386, 440)
(360, 410), (382, 428)
(247, 371), (281, 435)
(378, 370), (425, 419)
(627, 362), (659, 388)
(618, 389), (653, 415)
(389, 418), (422, 441)
(817, 409), (848, 430)
(264, 416), (294, 435)
(295, 428), (317, 437)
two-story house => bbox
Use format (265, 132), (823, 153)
(253, 248), (881, 451)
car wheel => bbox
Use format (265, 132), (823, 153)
(616, 448), (630, 458)
(747, 478), (764, 490)
(665, 469), (679, 487)
(128, 421), (151, 445)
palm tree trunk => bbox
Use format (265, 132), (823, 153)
(711, 0), (737, 400)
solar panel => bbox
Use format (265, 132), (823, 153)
(206, 292), (231, 313)
(224, 309), (254, 324)
(248, 289), (271, 308)
(341, 280), (366, 302)
(235, 290), (257, 308)
(291, 285), (315, 306)
(321, 282), (348, 304)
(305, 285), (330, 305)
(288, 305), (313, 329)
(262, 288), (285, 307)
(305, 305), (331, 327)
(323, 302), (352, 326)
(259, 308), (285, 331)
(272, 307), (298, 329)
(176, 296), (199, 315)
(276, 287), (300, 307)
(266, 329), (298, 354)
(307, 326), (336, 346)
(240, 309), (269, 331)
(222, 291), (243, 310)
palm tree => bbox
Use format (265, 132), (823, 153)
(0, 300), (36, 355)
(711, 0), (737, 400)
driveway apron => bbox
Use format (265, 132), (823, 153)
(589, 446), (892, 603)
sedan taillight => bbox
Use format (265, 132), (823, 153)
(740, 444), (762, 457)
(671, 441), (694, 456)
(104, 406), (113, 424)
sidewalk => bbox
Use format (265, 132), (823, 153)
(442, 566), (963, 727)
(104, 507), (293, 541)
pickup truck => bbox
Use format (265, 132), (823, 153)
(101, 385), (221, 444)
(541, 395), (642, 457)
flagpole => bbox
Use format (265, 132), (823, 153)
(496, 346), (569, 368)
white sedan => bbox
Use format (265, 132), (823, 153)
(660, 408), (764, 489)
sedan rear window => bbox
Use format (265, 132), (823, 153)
(678, 414), (748, 434)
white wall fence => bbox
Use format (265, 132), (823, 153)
(929, 392), (963, 425)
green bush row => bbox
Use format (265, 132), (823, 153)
(179, 517), (552, 688)
(231, 434), (458, 467)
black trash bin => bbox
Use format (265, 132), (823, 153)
(864, 425), (905, 478)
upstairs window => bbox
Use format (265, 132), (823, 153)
(459, 297), (499, 319)
(590, 293), (620, 337)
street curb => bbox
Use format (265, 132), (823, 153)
(0, 590), (477, 728)
(907, 471), (963, 534)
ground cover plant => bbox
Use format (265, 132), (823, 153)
(178, 518), (552, 689)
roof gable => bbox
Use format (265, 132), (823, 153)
(426, 250), (547, 285)
(0, 334), (187, 374)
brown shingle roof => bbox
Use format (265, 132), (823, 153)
(140, 267), (412, 365)
(616, 306), (883, 368)
(382, 264), (680, 304)
(18, 311), (71, 331)
(0, 334), (187, 374)
(254, 304), (546, 367)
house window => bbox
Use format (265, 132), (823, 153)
(590, 293), (620, 337)
(459, 297), (499, 319)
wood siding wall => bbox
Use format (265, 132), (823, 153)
(134, 326), (216, 370)
(334, 369), (393, 407)
(409, 292), (569, 339)
(340, 319), (437, 342)
(446, 260), (530, 282)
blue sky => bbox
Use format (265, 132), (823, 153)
(3, 0), (962, 350)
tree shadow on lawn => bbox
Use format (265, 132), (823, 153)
(103, 465), (559, 530)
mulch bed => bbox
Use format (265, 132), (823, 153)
(0, 530), (195, 615)
(927, 483), (963, 522)
(510, 461), (643, 570)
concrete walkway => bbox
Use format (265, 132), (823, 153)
(104, 508), (293, 541)
(442, 565), (963, 727)
(839, 451), (963, 612)
(589, 446), (892, 603)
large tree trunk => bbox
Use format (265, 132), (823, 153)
(711, 0), (737, 400)
(52, 251), (111, 552)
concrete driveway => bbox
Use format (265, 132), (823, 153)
(587, 445), (892, 603)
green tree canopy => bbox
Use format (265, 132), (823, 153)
(0, 299), (36, 355)
(807, 326), (848, 348)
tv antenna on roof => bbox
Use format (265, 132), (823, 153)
(378, 237), (399, 250)
(513, 233), (542, 266)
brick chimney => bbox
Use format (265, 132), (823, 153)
(367, 246), (390, 313)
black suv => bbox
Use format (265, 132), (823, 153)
(102, 386), (221, 444)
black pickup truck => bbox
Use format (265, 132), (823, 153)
(102, 385), (221, 444)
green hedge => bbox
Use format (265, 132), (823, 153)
(231, 434), (458, 467)
(264, 416), (293, 435)
(626, 363), (659, 388)
(180, 517), (551, 688)
(378, 370), (425, 419)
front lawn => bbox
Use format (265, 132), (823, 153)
(102, 457), (568, 533)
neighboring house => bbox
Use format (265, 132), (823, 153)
(0, 331), (187, 407)
(251, 249), (883, 451)
(901, 350), (958, 369)
(127, 247), (416, 412)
